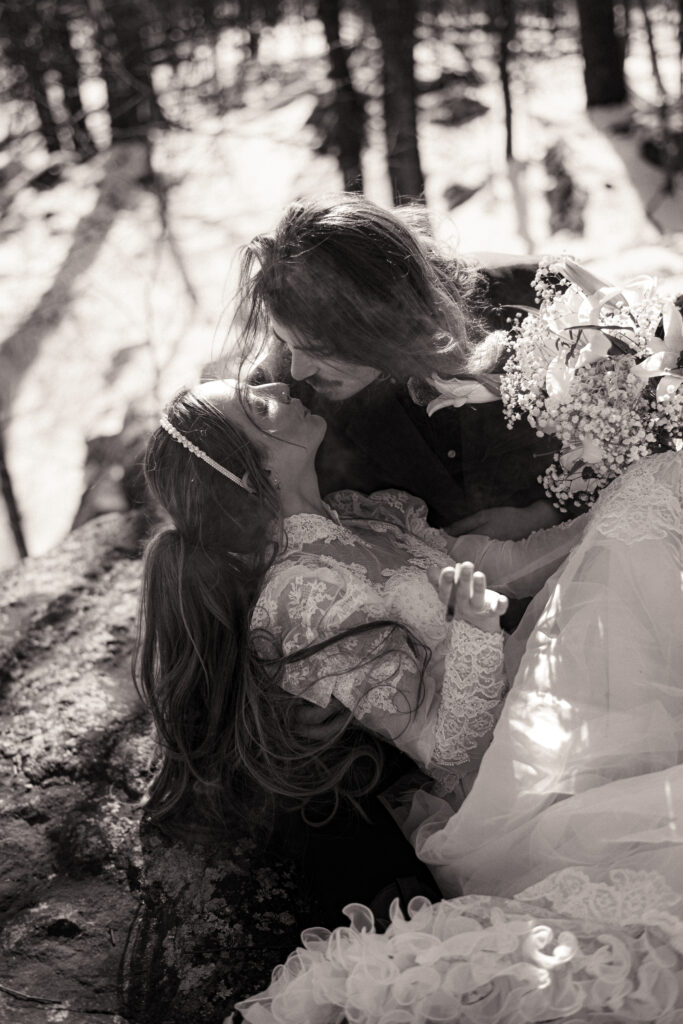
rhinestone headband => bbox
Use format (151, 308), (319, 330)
(159, 416), (255, 493)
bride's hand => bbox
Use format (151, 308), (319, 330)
(434, 562), (508, 633)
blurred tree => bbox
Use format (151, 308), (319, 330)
(488, 0), (516, 159)
(0, 1), (61, 153)
(0, 0), (95, 156)
(366, 0), (424, 201)
(235, 0), (284, 59)
(87, 0), (161, 140)
(317, 0), (364, 190)
(0, 429), (27, 559)
(51, 0), (97, 156)
(575, 0), (627, 106)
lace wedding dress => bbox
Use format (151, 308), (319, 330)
(252, 488), (512, 797)
(238, 451), (683, 1024)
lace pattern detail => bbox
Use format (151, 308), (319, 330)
(517, 866), (683, 935)
(284, 509), (355, 547)
(328, 489), (450, 553)
(590, 451), (683, 546)
(433, 621), (505, 770)
(252, 490), (508, 783)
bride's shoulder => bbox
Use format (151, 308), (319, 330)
(327, 488), (429, 524)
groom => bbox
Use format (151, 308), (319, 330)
(255, 255), (562, 541)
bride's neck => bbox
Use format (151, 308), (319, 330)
(278, 469), (331, 519)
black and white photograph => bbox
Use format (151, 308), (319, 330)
(1, 1), (683, 1022)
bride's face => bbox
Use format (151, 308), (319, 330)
(196, 378), (326, 478)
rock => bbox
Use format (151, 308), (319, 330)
(0, 512), (314, 1024)
(120, 822), (312, 1024)
(71, 398), (158, 531)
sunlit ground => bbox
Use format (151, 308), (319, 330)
(1, 12), (682, 568)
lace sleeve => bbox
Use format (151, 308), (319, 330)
(429, 620), (506, 791)
(254, 562), (437, 766)
(254, 564), (504, 782)
(447, 514), (588, 599)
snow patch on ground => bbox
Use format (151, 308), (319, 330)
(1, 17), (682, 567)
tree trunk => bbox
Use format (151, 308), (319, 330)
(490, 0), (516, 160)
(575, 0), (627, 106)
(53, 1), (97, 157)
(367, 0), (424, 203)
(88, 0), (159, 139)
(318, 0), (364, 191)
(0, 2), (62, 152)
(638, 0), (667, 101)
(0, 427), (28, 559)
(27, 66), (63, 153)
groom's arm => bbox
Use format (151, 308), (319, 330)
(445, 500), (563, 541)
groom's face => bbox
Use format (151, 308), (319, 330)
(270, 317), (381, 401)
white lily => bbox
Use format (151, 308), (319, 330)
(552, 259), (657, 319)
(630, 301), (683, 397)
(580, 435), (605, 464)
(572, 328), (613, 368)
(552, 259), (613, 297)
(656, 372), (683, 400)
(544, 286), (592, 334)
(558, 435), (604, 475)
(545, 355), (575, 402)
(426, 373), (501, 416)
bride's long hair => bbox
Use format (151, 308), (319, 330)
(134, 387), (428, 836)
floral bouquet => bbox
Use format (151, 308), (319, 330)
(499, 257), (683, 512)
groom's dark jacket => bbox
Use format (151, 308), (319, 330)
(286, 257), (559, 527)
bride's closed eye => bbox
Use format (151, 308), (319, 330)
(246, 393), (272, 418)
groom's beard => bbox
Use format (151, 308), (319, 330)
(307, 375), (357, 400)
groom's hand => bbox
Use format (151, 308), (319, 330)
(445, 500), (561, 540)
(431, 563), (508, 633)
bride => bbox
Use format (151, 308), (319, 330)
(136, 377), (683, 1023)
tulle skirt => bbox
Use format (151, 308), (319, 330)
(410, 450), (683, 900)
(236, 452), (683, 1023)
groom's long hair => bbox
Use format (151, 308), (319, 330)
(233, 192), (496, 384)
(134, 387), (429, 838)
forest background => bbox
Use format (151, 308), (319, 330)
(1, 0), (683, 571)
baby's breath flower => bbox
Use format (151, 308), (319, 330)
(501, 262), (683, 511)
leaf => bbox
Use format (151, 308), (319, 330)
(563, 324), (636, 358)
(501, 304), (541, 316)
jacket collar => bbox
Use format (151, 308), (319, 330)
(315, 378), (464, 517)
